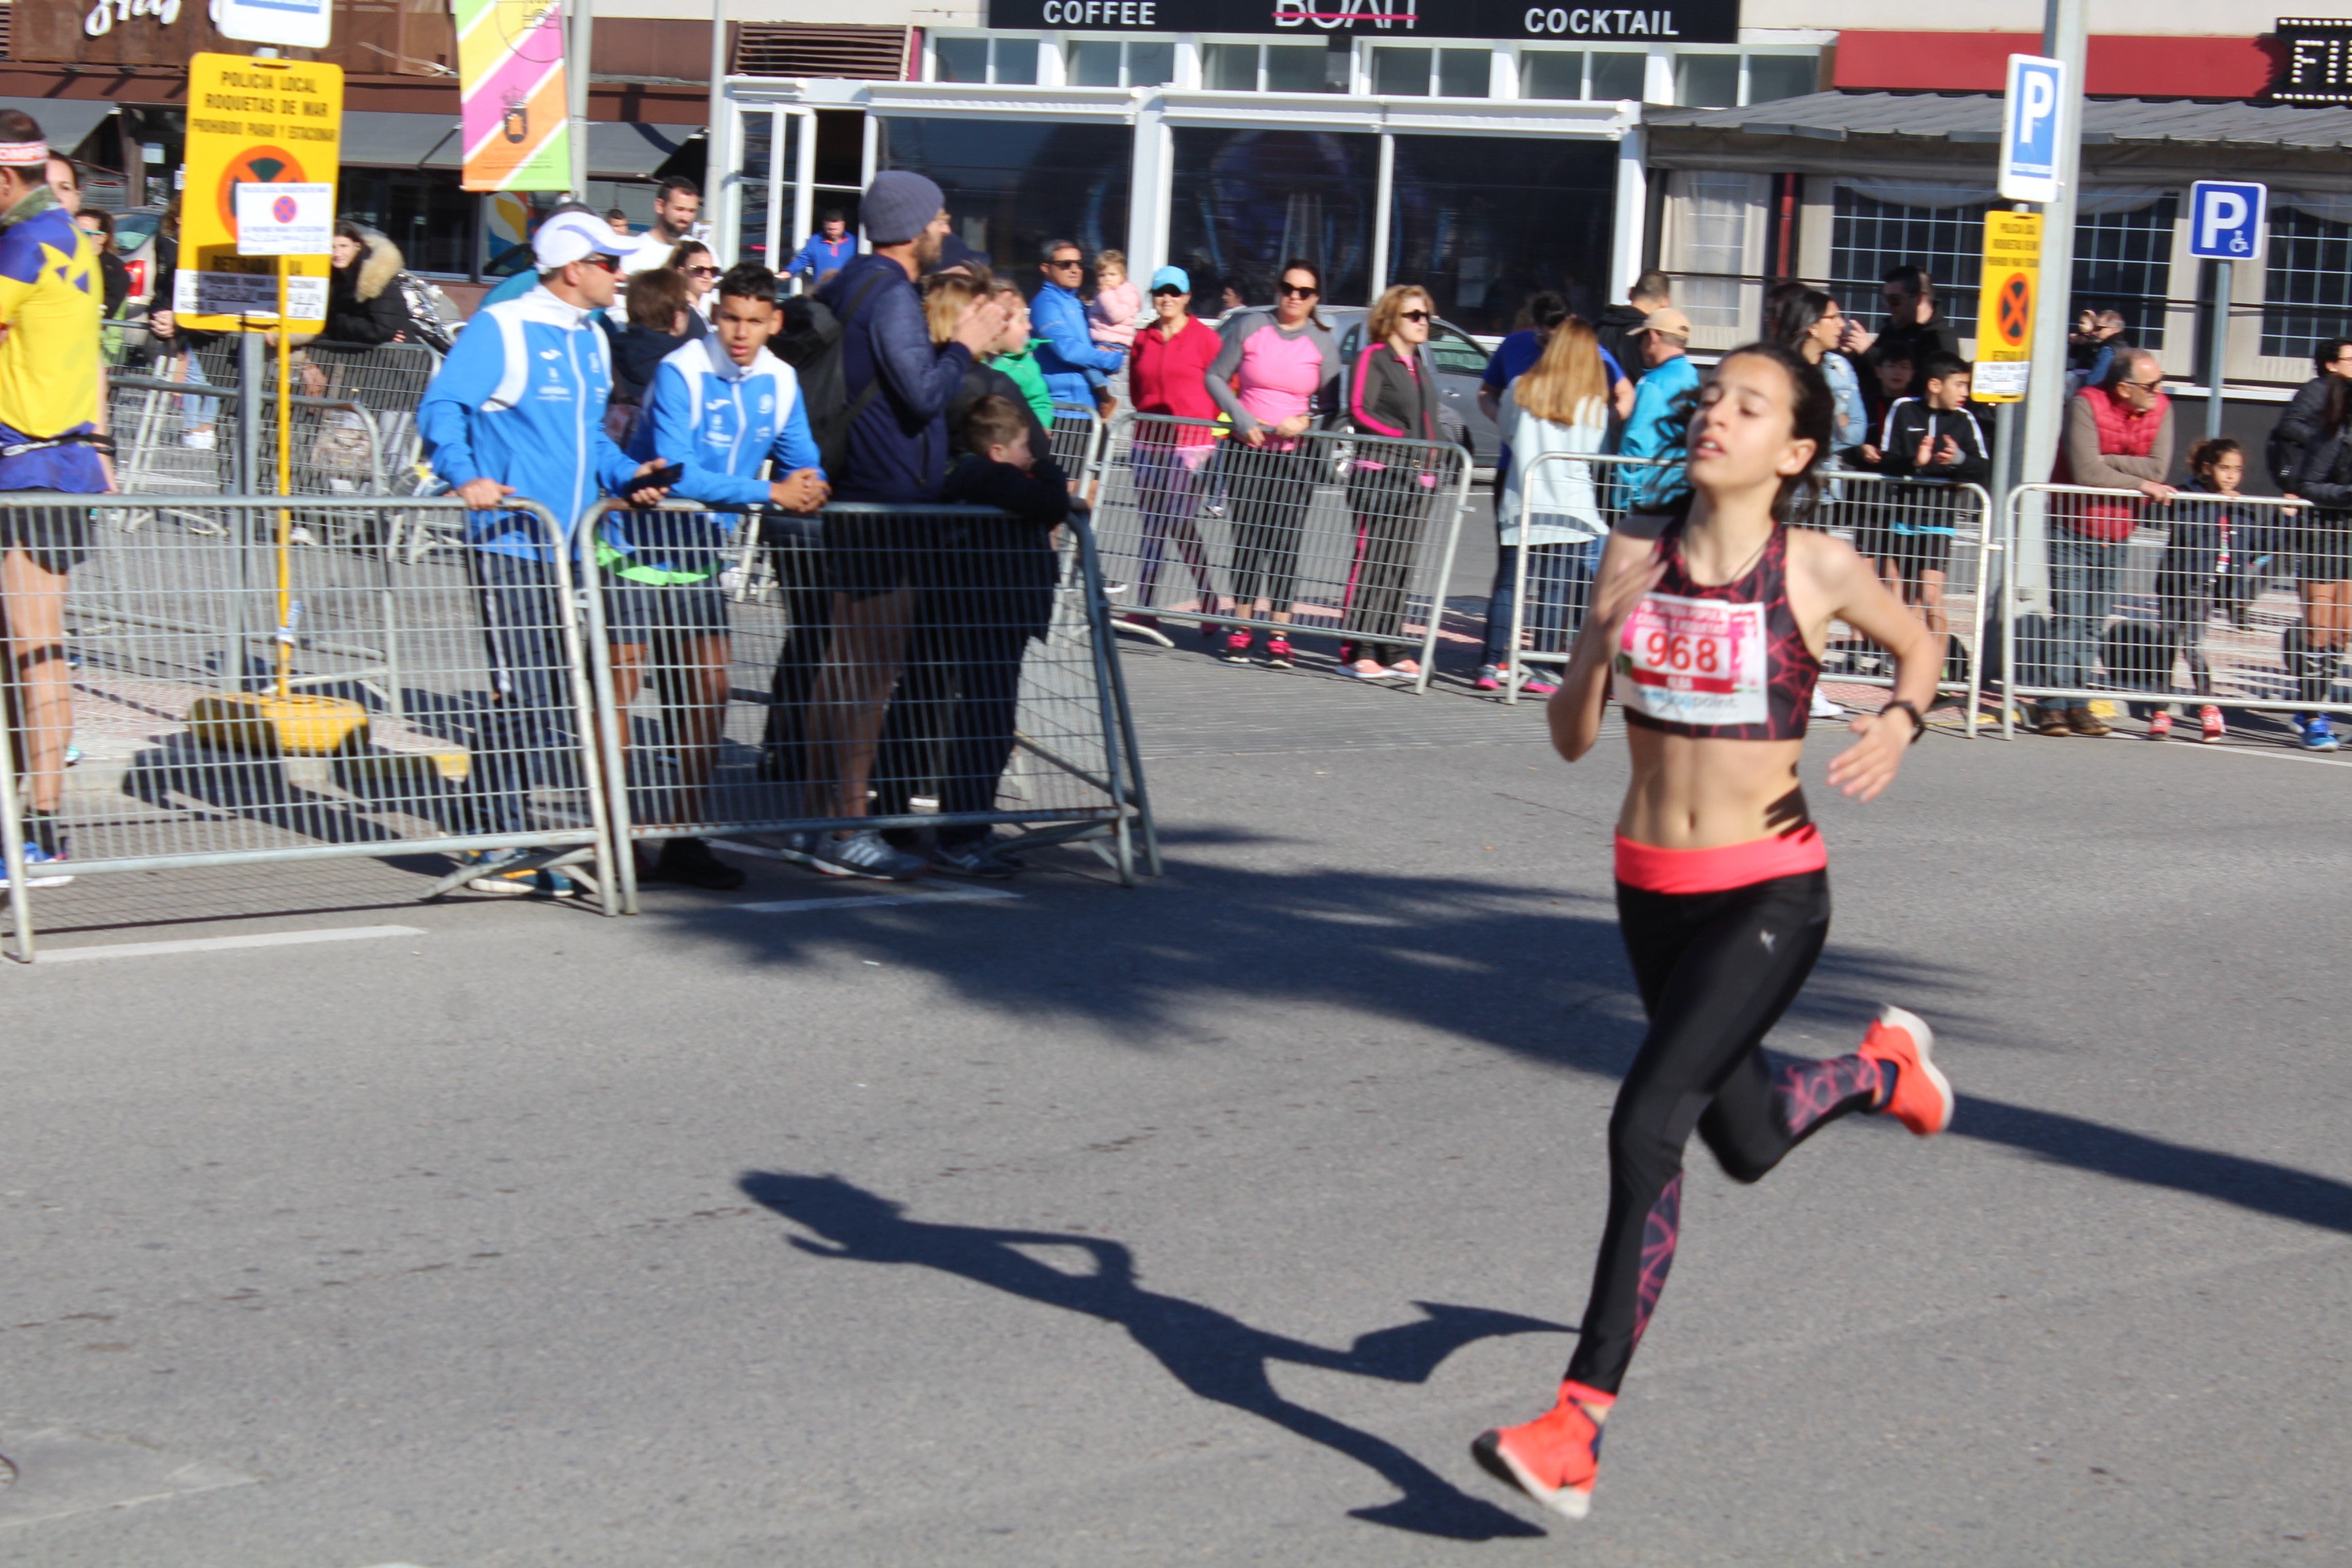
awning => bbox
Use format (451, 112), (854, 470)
(337, 110), (700, 180)
(0, 97), (122, 156)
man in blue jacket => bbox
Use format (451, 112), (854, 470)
(1618, 307), (1697, 511)
(419, 208), (668, 884)
(805, 171), (1007, 881)
(785, 210), (855, 292)
(617, 261), (828, 889)
(1030, 238), (1123, 418)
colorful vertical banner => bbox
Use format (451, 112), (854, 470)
(456, 0), (572, 193)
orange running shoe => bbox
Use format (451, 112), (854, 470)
(1858, 1004), (1954, 1135)
(1471, 1379), (1614, 1520)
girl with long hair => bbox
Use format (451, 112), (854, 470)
(1471, 343), (1955, 1522)
(1337, 283), (1450, 680)
(1484, 316), (1612, 692)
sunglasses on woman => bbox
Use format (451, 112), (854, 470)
(1150, 286), (1186, 298)
(1280, 284), (1319, 299)
(685, 265), (719, 278)
(1400, 310), (1431, 323)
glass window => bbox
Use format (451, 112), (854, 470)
(1520, 50), (1584, 100)
(1589, 51), (1645, 101)
(1747, 54), (1817, 103)
(2264, 206), (2352, 360)
(1673, 172), (1759, 334)
(337, 167), (476, 276)
(1169, 127), (1379, 307)
(1831, 189), (1983, 340)
(732, 111), (774, 267)
(1203, 42), (1258, 91)
(2073, 198), (2176, 354)
(1128, 40), (1175, 86)
(1264, 44), (1334, 92)
(1372, 46), (1431, 96)
(994, 37), (1040, 85)
(1387, 134), (1617, 335)
(1427, 323), (1490, 376)
(1068, 39), (1122, 87)
(934, 36), (987, 83)
(1437, 48), (1488, 97)
(1675, 54), (1738, 108)
(876, 117), (1131, 276)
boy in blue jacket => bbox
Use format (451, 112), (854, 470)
(418, 210), (669, 883)
(619, 262), (828, 888)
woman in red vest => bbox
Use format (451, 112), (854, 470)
(2042, 347), (2174, 736)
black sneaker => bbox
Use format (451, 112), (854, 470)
(651, 835), (748, 891)
(929, 837), (1024, 881)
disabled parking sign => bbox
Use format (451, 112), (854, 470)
(2189, 181), (2267, 261)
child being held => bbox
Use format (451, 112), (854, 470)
(1874, 351), (1990, 642)
(1087, 250), (1141, 351)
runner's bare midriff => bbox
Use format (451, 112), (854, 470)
(1615, 726), (1808, 850)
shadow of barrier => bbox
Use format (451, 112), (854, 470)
(0, 495), (619, 961)
(1084, 413), (1472, 691)
(577, 498), (1158, 914)
(1998, 483), (2330, 740)
(1494, 453), (1995, 732)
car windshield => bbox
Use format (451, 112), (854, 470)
(111, 210), (162, 249)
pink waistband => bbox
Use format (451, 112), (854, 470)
(1614, 826), (1827, 894)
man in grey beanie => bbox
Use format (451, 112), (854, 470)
(797, 169), (1006, 881)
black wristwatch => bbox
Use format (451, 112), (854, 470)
(1880, 699), (1927, 743)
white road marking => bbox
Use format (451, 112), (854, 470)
(731, 888), (1022, 915)
(2142, 736), (2352, 768)
(35, 926), (427, 964)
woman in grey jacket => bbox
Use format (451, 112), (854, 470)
(1337, 284), (1452, 679)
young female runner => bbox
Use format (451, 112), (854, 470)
(1471, 342), (1957, 1521)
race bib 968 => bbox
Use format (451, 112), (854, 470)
(1614, 592), (1769, 728)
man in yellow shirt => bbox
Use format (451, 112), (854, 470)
(0, 110), (106, 885)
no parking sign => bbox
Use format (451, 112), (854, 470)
(1972, 210), (2043, 404)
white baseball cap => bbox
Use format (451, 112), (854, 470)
(533, 209), (627, 269)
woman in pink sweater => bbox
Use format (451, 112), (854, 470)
(1088, 250), (1141, 350)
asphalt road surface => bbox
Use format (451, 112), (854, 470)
(2, 644), (2347, 1567)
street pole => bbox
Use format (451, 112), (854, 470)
(706, 0), (730, 259)
(2207, 258), (2232, 442)
(568, 0), (592, 204)
(2011, 0), (2087, 635)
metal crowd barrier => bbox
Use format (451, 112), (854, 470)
(185, 337), (441, 487)
(1999, 484), (2329, 738)
(1494, 455), (1994, 733)
(1049, 405), (1105, 482)
(1087, 413), (1472, 691)
(574, 498), (1156, 911)
(109, 372), (387, 502)
(0, 495), (620, 962)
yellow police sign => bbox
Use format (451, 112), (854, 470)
(177, 53), (343, 331)
(1972, 210), (2042, 403)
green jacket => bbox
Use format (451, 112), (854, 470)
(993, 341), (1055, 426)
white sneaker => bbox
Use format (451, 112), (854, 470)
(1810, 689), (1844, 719)
(180, 427), (217, 451)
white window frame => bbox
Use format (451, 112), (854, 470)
(1058, 35), (1179, 89)
(1362, 39), (1496, 99)
(1659, 45), (1820, 108)
(1194, 35), (1346, 93)
(925, 31), (1054, 86)
(1508, 44), (1655, 103)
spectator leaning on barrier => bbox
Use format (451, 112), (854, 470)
(979, 278), (1055, 428)
(621, 260), (829, 886)
(1122, 264), (1224, 632)
(1618, 305), (1697, 512)
(802, 170), (1007, 881)
(416, 208), (670, 887)
(1594, 270), (1670, 387)
(2286, 378), (2352, 750)
(2039, 346), (2175, 738)
(1337, 282), (1456, 683)
(0, 111), (108, 887)
(787, 209), (857, 291)
(1874, 350), (1988, 643)
(318, 220), (414, 346)
(1031, 238), (1124, 420)
(923, 393), (1072, 879)
(2266, 336), (2352, 493)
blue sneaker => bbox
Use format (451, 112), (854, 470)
(1, 815), (73, 889)
(2303, 715), (2340, 752)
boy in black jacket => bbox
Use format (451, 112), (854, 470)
(1876, 352), (1989, 640)
(920, 395), (1072, 879)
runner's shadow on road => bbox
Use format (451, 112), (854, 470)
(739, 1171), (1563, 1540)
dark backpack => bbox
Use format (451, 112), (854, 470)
(783, 272), (889, 480)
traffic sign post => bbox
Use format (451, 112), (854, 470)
(1972, 211), (2044, 404)
(2190, 180), (2268, 442)
(1999, 55), (2068, 204)
(178, 54), (343, 333)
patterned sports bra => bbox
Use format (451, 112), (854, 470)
(1612, 521), (1820, 742)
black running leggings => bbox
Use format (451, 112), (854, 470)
(1565, 870), (1884, 1395)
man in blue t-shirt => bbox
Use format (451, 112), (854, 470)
(1476, 291), (1631, 491)
(785, 210), (857, 291)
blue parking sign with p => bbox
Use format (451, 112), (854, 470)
(1999, 54), (2065, 203)
(2190, 181), (2267, 261)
